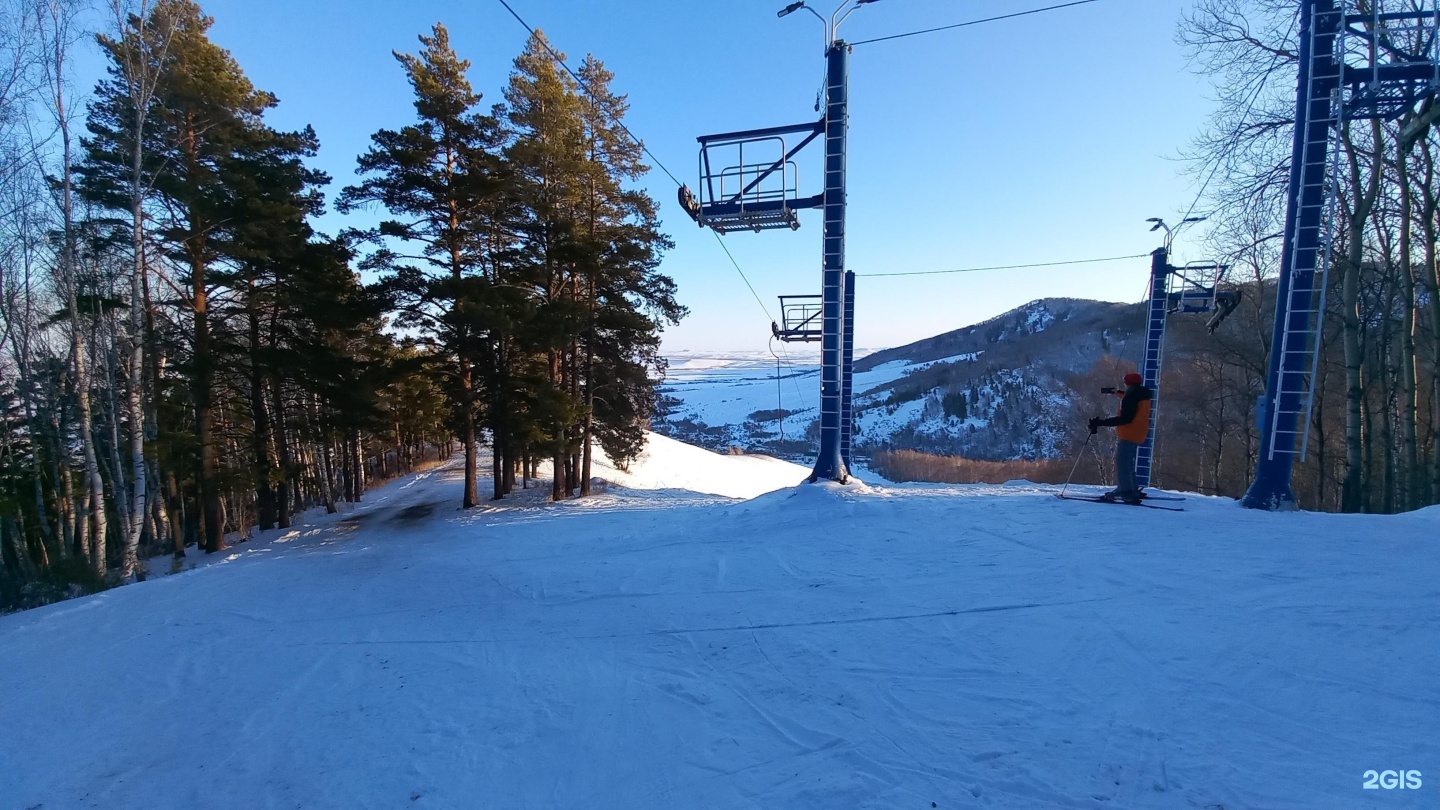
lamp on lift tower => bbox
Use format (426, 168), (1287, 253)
(1145, 216), (1205, 252)
(777, 0), (882, 48)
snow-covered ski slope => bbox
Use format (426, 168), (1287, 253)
(2, 435), (1437, 809)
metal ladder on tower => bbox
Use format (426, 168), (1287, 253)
(1266, 4), (1346, 462)
(1133, 250), (1169, 487)
(1134, 251), (1230, 489)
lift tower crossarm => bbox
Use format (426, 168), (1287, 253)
(697, 120), (824, 143)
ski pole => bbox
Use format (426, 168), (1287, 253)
(1059, 432), (1093, 498)
(1089, 434), (1107, 483)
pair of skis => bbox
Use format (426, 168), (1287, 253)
(1057, 433), (1186, 511)
(1055, 492), (1185, 512)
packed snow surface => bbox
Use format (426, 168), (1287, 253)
(2, 435), (1437, 809)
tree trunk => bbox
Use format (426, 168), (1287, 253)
(318, 440), (337, 515)
(1396, 150), (1420, 511)
(102, 326), (130, 550)
(165, 469), (184, 557)
(193, 268), (222, 551)
(339, 434), (354, 504)
(121, 205), (147, 578)
(580, 304), (595, 497)
(56, 60), (108, 575)
(461, 370), (479, 508)
(491, 427), (504, 500)
(1415, 137), (1440, 506)
(248, 296), (277, 530)
(271, 377), (292, 529)
(1339, 122), (1384, 513)
(119, 1), (157, 581)
(351, 429), (364, 501)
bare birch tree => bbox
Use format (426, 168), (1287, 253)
(36, 0), (106, 573)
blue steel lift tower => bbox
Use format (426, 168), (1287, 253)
(683, 0), (877, 483)
(1134, 232), (1239, 490)
(1243, 0), (1440, 509)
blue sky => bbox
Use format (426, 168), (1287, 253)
(136, 0), (1221, 352)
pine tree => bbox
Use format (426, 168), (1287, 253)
(339, 23), (507, 510)
(502, 35), (683, 499)
(572, 54), (682, 492)
(209, 120), (335, 530)
(504, 30), (589, 501)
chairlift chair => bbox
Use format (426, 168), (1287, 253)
(772, 295), (823, 342)
(686, 120), (826, 235)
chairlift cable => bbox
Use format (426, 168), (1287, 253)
(857, 253), (1150, 277)
(768, 336), (785, 441)
(495, 0), (684, 188)
(710, 235), (778, 322)
(848, 0), (1100, 47)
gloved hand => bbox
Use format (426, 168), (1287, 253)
(1087, 417), (1100, 435)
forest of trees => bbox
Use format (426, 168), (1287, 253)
(0, 0), (680, 609)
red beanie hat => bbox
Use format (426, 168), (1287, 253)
(1124, 372), (1143, 386)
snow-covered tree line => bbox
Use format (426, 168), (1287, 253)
(0, 0), (680, 608)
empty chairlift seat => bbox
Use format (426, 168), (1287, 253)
(688, 120), (826, 234)
(772, 295), (823, 342)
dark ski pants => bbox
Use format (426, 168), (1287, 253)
(1115, 440), (1140, 497)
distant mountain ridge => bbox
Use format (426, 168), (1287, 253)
(655, 297), (1150, 461)
(846, 298), (1147, 459)
(855, 298), (1144, 375)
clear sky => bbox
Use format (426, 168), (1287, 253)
(117, 0), (1224, 352)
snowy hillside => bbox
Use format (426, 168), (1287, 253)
(2, 433), (1437, 809)
(655, 298), (1146, 460)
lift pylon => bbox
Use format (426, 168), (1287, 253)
(1135, 247), (1237, 490)
(1243, 0), (1440, 510)
(811, 41), (851, 482)
(688, 39), (855, 483)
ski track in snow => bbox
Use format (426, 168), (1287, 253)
(1, 438), (1438, 809)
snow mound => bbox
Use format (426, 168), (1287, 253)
(590, 431), (808, 499)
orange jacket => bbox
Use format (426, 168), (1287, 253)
(1096, 383), (1153, 444)
(1116, 397), (1151, 443)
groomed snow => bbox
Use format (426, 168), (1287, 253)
(2, 436), (1437, 809)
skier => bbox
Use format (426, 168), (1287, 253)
(1088, 372), (1153, 504)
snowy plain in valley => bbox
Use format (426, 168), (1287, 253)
(660, 350), (822, 428)
(657, 348), (965, 434)
(1, 433), (1437, 809)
